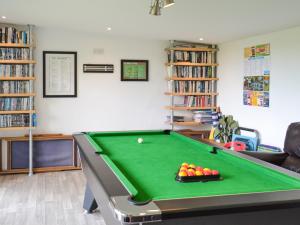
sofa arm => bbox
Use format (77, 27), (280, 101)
(240, 151), (288, 166)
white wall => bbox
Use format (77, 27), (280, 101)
(1, 27), (169, 137)
(219, 26), (300, 148)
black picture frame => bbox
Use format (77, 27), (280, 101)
(121, 60), (149, 81)
(43, 51), (77, 98)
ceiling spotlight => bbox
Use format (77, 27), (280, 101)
(1, 16), (6, 19)
(150, 0), (174, 15)
(149, 0), (161, 16)
(106, 27), (112, 31)
(163, 0), (175, 8)
(199, 38), (204, 41)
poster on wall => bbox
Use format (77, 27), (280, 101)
(43, 51), (77, 98)
(243, 44), (270, 107)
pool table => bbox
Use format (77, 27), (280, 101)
(74, 130), (300, 225)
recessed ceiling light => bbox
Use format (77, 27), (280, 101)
(106, 27), (112, 31)
(1, 16), (6, 19)
(199, 38), (204, 41)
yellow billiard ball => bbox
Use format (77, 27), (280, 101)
(195, 170), (203, 176)
(179, 171), (188, 177)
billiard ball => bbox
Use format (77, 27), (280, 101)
(203, 168), (211, 172)
(181, 162), (189, 168)
(137, 138), (144, 144)
(179, 167), (187, 173)
(179, 171), (188, 177)
(187, 170), (195, 176)
(212, 170), (219, 175)
(203, 170), (212, 176)
(195, 170), (203, 176)
(196, 166), (203, 172)
(189, 164), (196, 169)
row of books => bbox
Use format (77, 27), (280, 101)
(174, 66), (214, 78)
(0, 48), (30, 60)
(174, 81), (213, 93)
(193, 110), (219, 125)
(0, 65), (30, 76)
(168, 51), (215, 64)
(0, 81), (30, 94)
(257, 144), (282, 153)
(0, 114), (30, 128)
(0, 27), (29, 44)
(183, 96), (213, 107)
(0, 98), (31, 111)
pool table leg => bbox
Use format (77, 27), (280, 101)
(83, 184), (98, 213)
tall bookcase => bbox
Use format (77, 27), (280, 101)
(165, 41), (218, 129)
(0, 23), (36, 175)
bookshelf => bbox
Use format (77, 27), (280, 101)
(170, 121), (201, 126)
(0, 110), (35, 114)
(165, 41), (218, 129)
(0, 23), (36, 175)
(165, 92), (218, 96)
(165, 62), (218, 66)
(0, 43), (33, 48)
(0, 77), (36, 81)
(167, 77), (218, 81)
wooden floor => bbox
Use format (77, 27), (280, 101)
(0, 171), (105, 225)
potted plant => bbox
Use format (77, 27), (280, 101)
(214, 115), (239, 143)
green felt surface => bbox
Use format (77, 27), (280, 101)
(87, 131), (300, 202)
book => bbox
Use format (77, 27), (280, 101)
(0, 114), (30, 127)
(0, 26), (28, 44)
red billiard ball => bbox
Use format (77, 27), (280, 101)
(203, 170), (212, 176)
(187, 170), (195, 176)
(181, 163), (189, 168)
(196, 166), (203, 172)
(203, 168), (211, 172)
(212, 170), (219, 175)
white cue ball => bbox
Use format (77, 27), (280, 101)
(137, 138), (144, 144)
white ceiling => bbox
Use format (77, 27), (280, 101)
(1, 0), (300, 43)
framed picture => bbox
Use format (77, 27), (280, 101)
(43, 51), (77, 97)
(121, 60), (149, 81)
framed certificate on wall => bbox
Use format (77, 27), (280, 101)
(121, 59), (149, 81)
(43, 51), (77, 97)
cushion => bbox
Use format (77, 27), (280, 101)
(284, 122), (300, 158)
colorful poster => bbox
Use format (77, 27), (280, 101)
(243, 91), (269, 107)
(243, 76), (269, 92)
(243, 44), (270, 107)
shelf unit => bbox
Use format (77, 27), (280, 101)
(165, 62), (218, 66)
(167, 77), (218, 81)
(0, 110), (36, 114)
(0, 126), (34, 131)
(0, 43), (33, 48)
(165, 106), (218, 111)
(0, 60), (36, 64)
(0, 76), (36, 81)
(165, 92), (218, 96)
(170, 121), (201, 126)
(0, 23), (36, 175)
(165, 41), (218, 129)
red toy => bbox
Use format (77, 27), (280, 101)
(224, 141), (246, 151)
